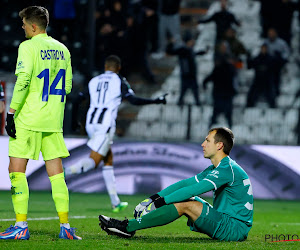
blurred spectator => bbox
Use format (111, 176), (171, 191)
(254, 0), (279, 38)
(95, 0), (131, 76)
(152, 0), (182, 59)
(127, 1), (157, 83)
(274, 0), (297, 46)
(104, 0), (130, 15)
(203, 41), (237, 127)
(198, 0), (240, 45)
(0, 81), (5, 135)
(246, 44), (276, 108)
(223, 27), (247, 69)
(166, 30), (208, 106)
(51, 0), (78, 44)
(255, 0), (296, 45)
(298, 0), (300, 53)
(214, 39), (232, 64)
(264, 28), (289, 96)
(142, 0), (159, 53)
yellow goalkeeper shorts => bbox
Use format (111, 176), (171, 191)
(9, 127), (69, 161)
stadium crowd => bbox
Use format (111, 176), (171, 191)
(0, 0), (299, 137)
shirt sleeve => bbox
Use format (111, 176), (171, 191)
(198, 13), (216, 24)
(15, 42), (34, 77)
(11, 42), (33, 111)
(10, 72), (31, 111)
(164, 179), (215, 204)
(120, 77), (134, 98)
(158, 166), (214, 200)
(65, 52), (72, 95)
(195, 50), (207, 56)
(163, 165), (233, 204)
(158, 176), (199, 197)
(120, 76), (158, 105)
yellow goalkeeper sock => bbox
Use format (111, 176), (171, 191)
(9, 172), (29, 222)
(49, 173), (69, 224)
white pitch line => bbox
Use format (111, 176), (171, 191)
(0, 215), (94, 222)
(254, 222), (300, 226)
(276, 223), (300, 226)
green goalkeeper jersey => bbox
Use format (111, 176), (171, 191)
(11, 33), (72, 132)
(159, 156), (253, 226)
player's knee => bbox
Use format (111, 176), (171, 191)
(104, 158), (113, 166)
(94, 158), (102, 167)
(90, 151), (104, 166)
(174, 201), (197, 215)
(104, 150), (113, 165)
(103, 156), (113, 166)
(177, 201), (203, 216)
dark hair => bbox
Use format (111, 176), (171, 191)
(19, 6), (49, 30)
(105, 55), (121, 69)
(209, 127), (234, 155)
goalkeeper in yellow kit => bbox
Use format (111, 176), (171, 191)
(0, 6), (81, 240)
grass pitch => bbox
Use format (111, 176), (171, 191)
(0, 191), (299, 249)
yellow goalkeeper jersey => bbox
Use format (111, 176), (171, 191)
(11, 33), (72, 132)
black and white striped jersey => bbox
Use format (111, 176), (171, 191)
(86, 71), (134, 127)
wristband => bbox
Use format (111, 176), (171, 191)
(154, 197), (167, 208)
(149, 193), (160, 201)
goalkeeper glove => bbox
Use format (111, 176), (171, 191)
(134, 193), (160, 219)
(154, 93), (168, 104)
(138, 197), (167, 218)
(5, 113), (16, 139)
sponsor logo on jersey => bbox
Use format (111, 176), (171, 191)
(16, 61), (24, 70)
(208, 170), (219, 178)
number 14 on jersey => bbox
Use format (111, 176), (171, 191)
(37, 68), (66, 102)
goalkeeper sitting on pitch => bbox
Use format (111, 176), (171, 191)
(99, 127), (253, 241)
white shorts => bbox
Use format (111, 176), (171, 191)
(85, 123), (115, 156)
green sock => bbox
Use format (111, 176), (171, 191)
(49, 173), (69, 223)
(127, 204), (179, 232)
(9, 172), (29, 221)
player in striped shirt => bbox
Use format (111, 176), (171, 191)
(65, 55), (167, 212)
(1, 6), (80, 240)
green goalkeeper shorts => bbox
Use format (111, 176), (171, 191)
(187, 198), (251, 241)
(9, 127), (69, 161)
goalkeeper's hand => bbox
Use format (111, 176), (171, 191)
(134, 193), (160, 219)
(151, 197), (167, 209)
(145, 197), (167, 212)
(154, 93), (168, 104)
(134, 197), (167, 219)
(5, 113), (16, 139)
